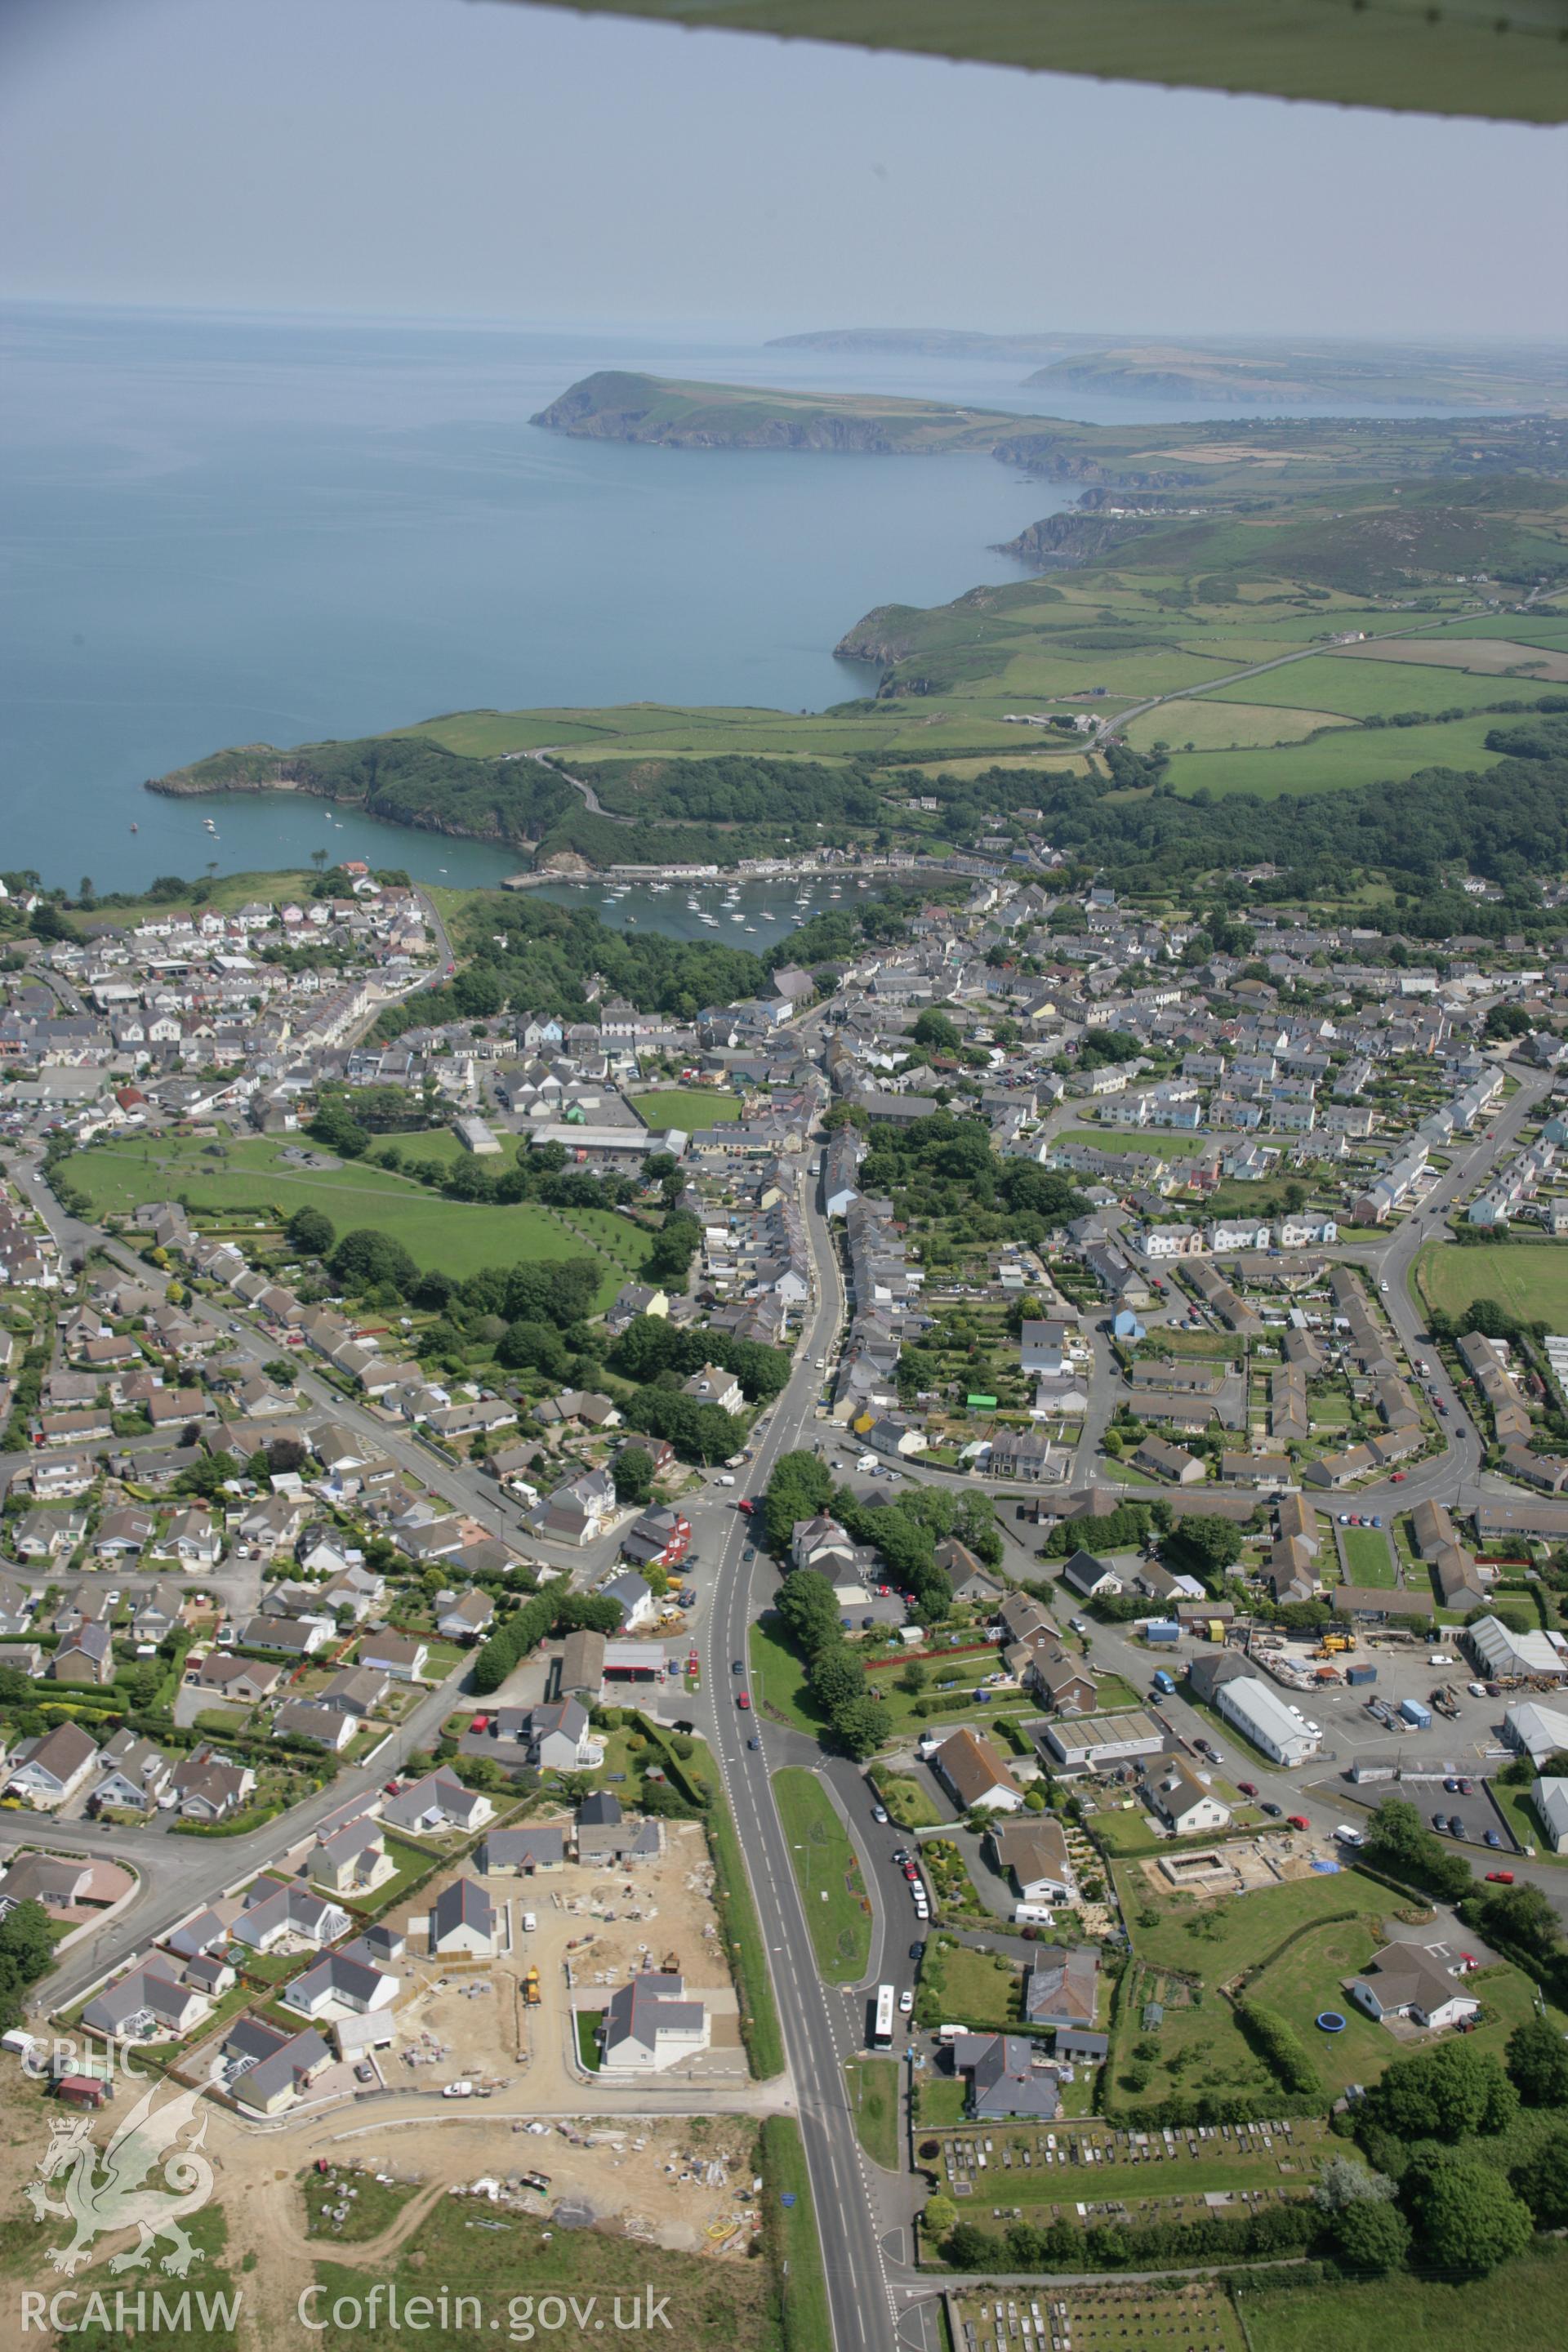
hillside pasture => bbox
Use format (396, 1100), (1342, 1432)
(1162, 710), (1508, 799)
(1125, 699), (1352, 752)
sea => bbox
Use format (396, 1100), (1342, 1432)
(0, 301), (1499, 948)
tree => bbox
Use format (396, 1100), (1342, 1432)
(1315, 2155), (1397, 2212)
(1364, 2039), (1517, 2143)
(1506, 2013), (1568, 2106)
(1407, 2156), (1532, 2277)
(911, 1009), (961, 1054)
(898, 1659), (928, 1696)
(0, 1897), (56, 1981)
(922, 2194), (958, 2245)
(1361, 1793), (1472, 1903)
(831, 1696), (884, 1761)
(611, 1446), (655, 1506)
(310, 1097), (371, 1159)
(1468, 1879), (1561, 1967)
(808, 1647), (866, 1714)
(1513, 2124), (1568, 2226)
(774, 1572), (844, 1657)
(1330, 2195), (1410, 2274)
(284, 1205), (336, 1258)
(943, 2221), (992, 2270)
(1166, 1515), (1245, 1585)
(329, 1228), (418, 1296)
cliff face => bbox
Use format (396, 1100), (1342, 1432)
(831, 605), (930, 666)
(992, 434), (1200, 491)
(992, 512), (1158, 569)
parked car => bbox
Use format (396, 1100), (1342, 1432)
(898, 1989), (914, 2015)
(1432, 1812), (1451, 1833)
(1450, 1819), (1468, 1840)
(1236, 1781), (1258, 1798)
(1486, 1870), (1516, 1884)
(871, 1804), (889, 1824)
(910, 1940), (925, 1962)
(1484, 1829), (1502, 1848)
(1286, 1814), (1310, 1832)
(1260, 1801), (1283, 1817)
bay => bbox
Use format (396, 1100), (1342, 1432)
(1, 304), (1070, 895)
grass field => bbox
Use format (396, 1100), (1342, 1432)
(62, 1134), (639, 1299)
(773, 1766), (872, 1982)
(630, 1088), (742, 1127)
(1163, 710), (1508, 800)
(844, 2057), (902, 2170)
(1207, 652), (1549, 719)
(760, 2115), (832, 2352)
(1416, 1236), (1568, 1330)
(1240, 2240), (1568, 2352)
(1125, 698), (1355, 752)
(1058, 1127), (1212, 1157)
(749, 1619), (822, 1736)
(1339, 1526), (1398, 1587)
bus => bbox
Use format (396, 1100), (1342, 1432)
(871, 1984), (895, 2051)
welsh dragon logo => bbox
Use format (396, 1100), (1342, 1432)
(24, 2069), (217, 2276)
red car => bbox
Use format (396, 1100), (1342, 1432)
(903, 1864), (920, 1882)
(1391, 1472), (1406, 1483)
(737, 1691), (751, 1709)
(1236, 1782), (1258, 1798)
(469, 1714), (491, 1735)
(1486, 1869), (1515, 1884)
(1286, 1814), (1310, 1832)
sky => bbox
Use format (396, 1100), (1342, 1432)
(1, 0), (1565, 341)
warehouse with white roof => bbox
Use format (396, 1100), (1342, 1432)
(1212, 1675), (1321, 1767)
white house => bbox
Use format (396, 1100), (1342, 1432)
(598, 1973), (710, 2074)
(1348, 1944), (1481, 2034)
(1147, 1760), (1232, 1837)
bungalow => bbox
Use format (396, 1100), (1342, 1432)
(429, 1877), (494, 1958)
(575, 1792), (662, 1865)
(82, 1967), (207, 2043)
(1134, 1436), (1206, 1486)
(274, 1699), (355, 1753)
(1147, 1759), (1232, 1837)
(240, 1615), (328, 1659)
(1022, 1944), (1099, 2031)
(382, 1769), (493, 1837)
(169, 1750), (256, 1821)
(224, 2016), (332, 2115)
(357, 1633), (430, 1683)
(1347, 1944), (1481, 2034)
(476, 1826), (566, 1874)
(283, 1945), (398, 2021)
(232, 1874), (350, 1955)
(187, 1652), (283, 1704)
(1060, 1549), (1123, 1600)
(931, 1726), (1025, 1814)
(599, 1972), (710, 2074)
(435, 1588), (495, 1645)
(952, 2031), (1060, 2121)
(7, 1722), (99, 1808)
(988, 1816), (1075, 1906)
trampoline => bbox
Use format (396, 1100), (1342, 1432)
(1316, 2011), (1348, 2034)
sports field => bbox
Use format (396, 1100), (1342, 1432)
(1415, 1237), (1568, 1330)
(630, 1088), (742, 1127)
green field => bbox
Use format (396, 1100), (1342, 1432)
(1339, 1526), (1398, 1587)
(1059, 1126), (1211, 1157)
(630, 1088), (742, 1127)
(773, 1766), (872, 1982)
(63, 1134), (639, 1298)
(1241, 2241), (1568, 2352)
(1207, 651), (1550, 719)
(1125, 697), (1355, 752)
(1163, 710), (1508, 800)
(844, 2057), (902, 2170)
(1416, 1236), (1568, 1331)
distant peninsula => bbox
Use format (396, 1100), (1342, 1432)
(764, 330), (1568, 412)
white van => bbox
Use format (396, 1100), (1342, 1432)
(716, 1474), (736, 1487)
(520, 1912), (537, 1934)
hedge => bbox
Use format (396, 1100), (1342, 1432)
(1233, 1998), (1322, 2098)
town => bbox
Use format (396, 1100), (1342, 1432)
(2, 853), (1568, 2348)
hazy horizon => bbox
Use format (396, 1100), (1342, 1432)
(2, 0), (1565, 342)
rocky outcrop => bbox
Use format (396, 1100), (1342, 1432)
(992, 512), (1159, 569)
(831, 605), (930, 666)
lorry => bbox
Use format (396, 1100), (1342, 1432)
(1316, 1633), (1356, 1657)
(523, 1968), (541, 2007)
